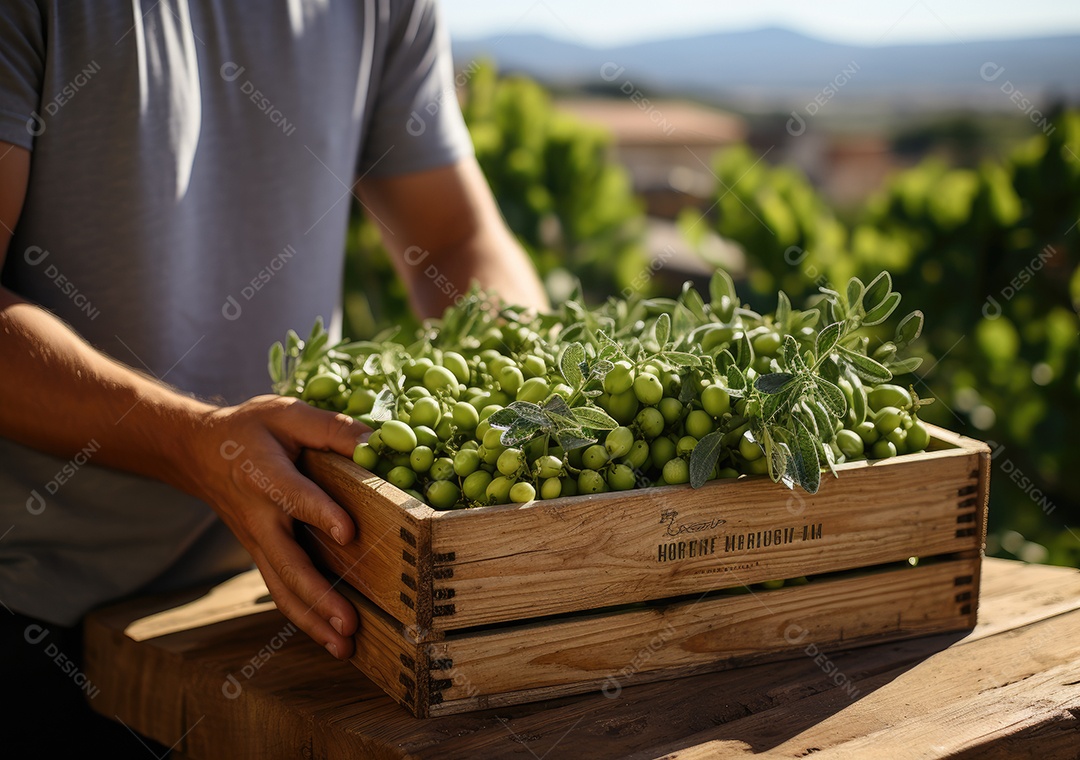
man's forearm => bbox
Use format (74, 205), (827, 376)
(405, 223), (549, 319)
(0, 290), (213, 495)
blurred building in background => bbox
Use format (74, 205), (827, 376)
(555, 98), (746, 219)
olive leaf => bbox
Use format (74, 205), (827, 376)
(813, 377), (847, 418)
(664, 351), (701, 367)
(791, 418), (822, 494)
(501, 419), (544, 448)
(863, 271), (892, 312)
(571, 406), (619, 430)
(268, 342), (284, 386)
(734, 331), (754, 371)
(653, 312), (671, 350)
(556, 428), (596, 452)
(680, 283), (708, 321)
(838, 346), (893, 383)
(506, 401), (549, 425)
(783, 334), (807, 373)
(726, 363), (748, 395)
(755, 372), (796, 394)
(689, 430), (725, 488)
(776, 291), (791, 328)
(863, 291), (902, 326)
(560, 342), (586, 388)
(895, 310), (924, 346)
(370, 389), (396, 422)
(846, 277), (865, 315)
(815, 321), (843, 360)
(709, 268), (736, 308)
(886, 355), (924, 374)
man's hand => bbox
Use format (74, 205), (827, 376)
(182, 396), (368, 660)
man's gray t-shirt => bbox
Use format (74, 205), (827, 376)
(0, 0), (473, 625)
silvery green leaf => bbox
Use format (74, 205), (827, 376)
(755, 372), (796, 394)
(776, 291), (791, 327)
(863, 271), (892, 312)
(814, 377), (847, 418)
(709, 269), (736, 306)
(268, 342), (284, 385)
(886, 355), (924, 374)
(501, 419), (543, 447)
(555, 428), (595, 452)
(370, 389), (395, 422)
(681, 284), (708, 321)
(653, 312), (671, 349)
(507, 401), (549, 426)
(793, 419), (821, 494)
(783, 334), (807, 373)
(664, 352), (701, 367)
(839, 347), (893, 383)
(571, 406), (620, 430)
(895, 310), (924, 346)
(689, 430), (725, 488)
(863, 292), (901, 326)
(560, 342), (586, 388)
(846, 277), (865, 315)
(487, 408), (519, 430)
(816, 321), (843, 359)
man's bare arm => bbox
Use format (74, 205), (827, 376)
(0, 142), (361, 659)
(356, 156), (550, 318)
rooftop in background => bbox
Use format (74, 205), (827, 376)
(554, 98), (746, 219)
(555, 98), (747, 147)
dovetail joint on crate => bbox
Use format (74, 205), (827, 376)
(954, 574), (974, 616)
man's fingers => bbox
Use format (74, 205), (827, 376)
(252, 537), (358, 651)
(256, 557), (356, 660)
(267, 462), (355, 545)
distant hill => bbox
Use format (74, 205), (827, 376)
(452, 27), (1080, 109)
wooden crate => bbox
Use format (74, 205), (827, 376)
(299, 424), (989, 717)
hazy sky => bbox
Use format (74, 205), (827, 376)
(442, 1), (1080, 46)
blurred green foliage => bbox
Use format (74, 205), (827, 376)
(692, 112), (1080, 567)
(342, 61), (647, 340)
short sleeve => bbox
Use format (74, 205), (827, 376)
(357, 0), (474, 178)
(0, 0), (45, 151)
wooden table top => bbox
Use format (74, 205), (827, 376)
(84, 557), (1080, 759)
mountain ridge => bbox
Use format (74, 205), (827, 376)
(451, 27), (1080, 107)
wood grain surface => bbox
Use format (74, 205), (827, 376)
(84, 558), (1080, 759)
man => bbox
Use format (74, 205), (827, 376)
(0, 0), (548, 749)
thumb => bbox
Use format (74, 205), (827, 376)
(280, 399), (371, 459)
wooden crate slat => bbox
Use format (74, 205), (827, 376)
(422, 557), (978, 715)
(428, 442), (984, 630)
